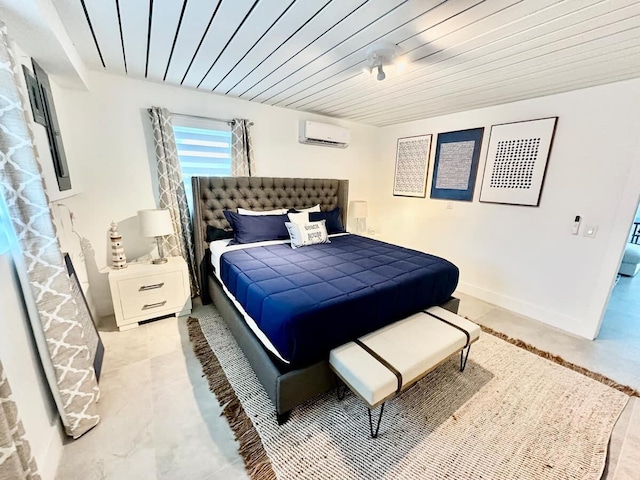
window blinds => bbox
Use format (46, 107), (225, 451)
(173, 125), (232, 212)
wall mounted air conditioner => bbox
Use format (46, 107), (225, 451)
(298, 121), (350, 149)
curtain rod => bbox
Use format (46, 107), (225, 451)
(170, 111), (254, 126)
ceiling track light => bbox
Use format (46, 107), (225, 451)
(363, 41), (405, 81)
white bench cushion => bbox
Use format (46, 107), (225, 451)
(330, 307), (481, 407)
(330, 342), (397, 406)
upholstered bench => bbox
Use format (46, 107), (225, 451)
(329, 306), (481, 438)
(620, 244), (640, 277)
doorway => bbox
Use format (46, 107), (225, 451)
(598, 201), (640, 345)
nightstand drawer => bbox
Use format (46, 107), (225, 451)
(117, 271), (183, 299)
(120, 289), (185, 319)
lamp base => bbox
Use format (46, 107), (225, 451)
(153, 236), (168, 265)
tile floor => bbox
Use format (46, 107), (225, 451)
(55, 294), (640, 479)
(599, 273), (640, 365)
(55, 305), (249, 480)
(456, 290), (640, 392)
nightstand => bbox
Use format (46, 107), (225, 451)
(108, 256), (192, 331)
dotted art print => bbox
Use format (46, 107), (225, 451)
(393, 135), (432, 197)
(489, 138), (541, 189)
(480, 117), (558, 206)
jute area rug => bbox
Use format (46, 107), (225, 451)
(188, 310), (629, 480)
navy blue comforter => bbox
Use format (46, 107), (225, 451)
(220, 235), (459, 367)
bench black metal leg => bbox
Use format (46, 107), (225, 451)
(368, 403), (385, 439)
(277, 410), (291, 425)
(460, 345), (471, 372)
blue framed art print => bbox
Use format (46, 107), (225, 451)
(430, 127), (484, 202)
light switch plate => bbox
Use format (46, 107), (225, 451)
(584, 225), (598, 238)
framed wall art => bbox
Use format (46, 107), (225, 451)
(479, 117), (558, 206)
(64, 254), (104, 380)
(393, 134), (432, 197)
(430, 127), (484, 201)
(22, 65), (47, 126)
(32, 60), (72, 192)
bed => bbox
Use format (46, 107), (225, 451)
(192, 176), (460, 423)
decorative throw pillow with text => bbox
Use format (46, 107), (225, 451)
(285, 220), (330, 249)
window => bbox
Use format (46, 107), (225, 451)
(172, 117), (232, 213)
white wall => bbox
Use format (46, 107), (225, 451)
(372, 79), (640, 339)
(51, 71), (378, 317)
(0, 252), (64, 480)
(42, 62), (640, 338)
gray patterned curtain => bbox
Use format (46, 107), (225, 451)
(147, 107), (199, 297)
(231, 119), (255, 176)
(0, 360), (40, 480)
(0, 23), (100, 438)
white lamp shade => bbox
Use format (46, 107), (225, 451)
(138, 209), (173, 237)
(350, 201), (368, 219)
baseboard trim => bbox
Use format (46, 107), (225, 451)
(457, 282), (595, 340)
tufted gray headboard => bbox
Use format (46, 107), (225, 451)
(192, 176), (349, 286)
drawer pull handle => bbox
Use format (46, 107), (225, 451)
(139, 282), (164, 291)
(142, 301), (167, 310)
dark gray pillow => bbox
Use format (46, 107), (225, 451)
(206, 225), (234, 242)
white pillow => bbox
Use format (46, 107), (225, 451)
(287, 211), (309, 224)
(237, 207), (287, 216)
(295, 204), (321, 213)
(285, 220), (330, 249)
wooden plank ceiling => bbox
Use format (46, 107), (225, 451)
(53, 0), (640, 126)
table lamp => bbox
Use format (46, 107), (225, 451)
(350, 201), (368, 234)
(138, 209), (173, 264)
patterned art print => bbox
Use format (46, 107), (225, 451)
(480, 118), (558, 206)
(393, 135), (432, 197)
(435, 141), (475, 190)
(430, 128), (484, 202)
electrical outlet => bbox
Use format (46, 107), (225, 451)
(584, 225), (598, 238)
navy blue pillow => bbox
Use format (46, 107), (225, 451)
(310, 208), (345, 234)
(223, 210), (289, 244)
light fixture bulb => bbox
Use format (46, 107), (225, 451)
(395, 57), (407, 73)
(363, 42), (404, 81)
(362, 65), (372, 75)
